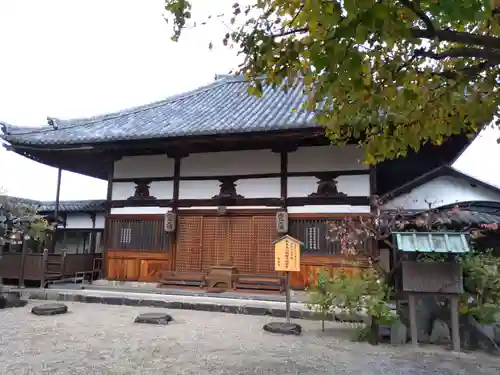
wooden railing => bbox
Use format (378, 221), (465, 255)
(106, 216), (171, 252)
(0, 251), (98, 284)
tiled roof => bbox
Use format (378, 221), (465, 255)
(38, 200), (106, 213)
(390, 201), (500, 229)
(0, 76), (316, 146)
(2, 197), (106, 213)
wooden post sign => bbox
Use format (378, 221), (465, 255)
(274, 235), (301, 272)
(273, 235), (303, 324)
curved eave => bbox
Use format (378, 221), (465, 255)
(5, 144), (109, 180)
(3, 128), (330, 180)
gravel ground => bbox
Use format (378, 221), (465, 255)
(0, 302), (498, 375)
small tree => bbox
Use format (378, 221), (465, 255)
(0, 192), (53, 253)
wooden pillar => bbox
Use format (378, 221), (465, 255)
(40, 248), (48, 288)
(280, 151), (288, 209)
(102, 158), (115, 279)
(170, 154), (181, 271)
(408, 294), (418, 346)
(51, 168), (62, 254)
(54, 168), (62, 220)
(450, 296), (461, 352)
(272, 145), (295, 209)
(18, 235), (29, 288)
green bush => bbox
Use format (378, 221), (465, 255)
(306, 268), (396, 332)
(459, 250), (500, 324)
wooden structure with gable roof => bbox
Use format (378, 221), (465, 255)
(0, 75), (470, 291)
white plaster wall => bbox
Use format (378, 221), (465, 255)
(94, 213), (106, 229)
(65, 213), (93, 229)
(383, 175), (500, 210)
(287, 205), (371, 214)
(54, 232), (90, 254)
(179, 180), (221, 200)
(114, 155), (175, 179)
(179, 178), (281, 200)
(112, 181), (173, 200)
(181, 150), (280, 176)
(288, 145), (367, 173)
(288, 175), (369, 197)
(110, 207), (172, 215)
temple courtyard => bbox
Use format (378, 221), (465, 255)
(0, 302), (498, 375)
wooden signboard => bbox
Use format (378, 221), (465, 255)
(274, 235), (302, 272)
(401, 261), (463, 294)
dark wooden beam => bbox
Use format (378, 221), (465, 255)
(287, 196), (370, 206)
(280, 151), (288, 209)
(110, 195), (370, 208)
(112, 169), (368, 183)
(105, 159), (115, 213)
(50, 166), (63, 258)
(172, 156), (181, 211)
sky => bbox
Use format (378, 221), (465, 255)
(0, 0), (499, 201)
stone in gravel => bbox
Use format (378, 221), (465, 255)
(263, 322), (302, 335)
(134, 312), (173, 325)
(390, 319), (408, 345)
(0, 293), (28, 309)
(31, 303), (68, 316)
(430, 319), (451, 344)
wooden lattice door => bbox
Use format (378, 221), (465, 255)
(175, 215), (203, 271)
(175, 212), (277, 275)
(252, 215), (276, 274)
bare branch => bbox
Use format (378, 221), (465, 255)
(414, 46), (500, 61)
(399, 0), (435, 32)
(411, 28), (500, 49)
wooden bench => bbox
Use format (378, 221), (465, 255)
(234, 274), (286, 293)
(159, 271), (207, 288)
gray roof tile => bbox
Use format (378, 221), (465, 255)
(3, 197), (105, 213)
(1, 76), (316, 146)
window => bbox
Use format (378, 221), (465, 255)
(120, 227), (132, 246)
(108, 217), (170, 251)
(289, 217), (372, 256)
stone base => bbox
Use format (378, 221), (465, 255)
(31, 303), (68, 316)
(134, 312), (173, 325)
(263, 322), (302, 336)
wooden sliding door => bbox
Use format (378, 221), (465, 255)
(175, 212), (276, 275)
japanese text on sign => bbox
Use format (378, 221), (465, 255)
(274, 235), (302, 272)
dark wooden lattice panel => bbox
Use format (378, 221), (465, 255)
(106, 217), (170, 251)
(200, 216), (219, 271)
(175, 215), (203, 272)
(252, 215), (277, 274)
(228, 217), (254, 273)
